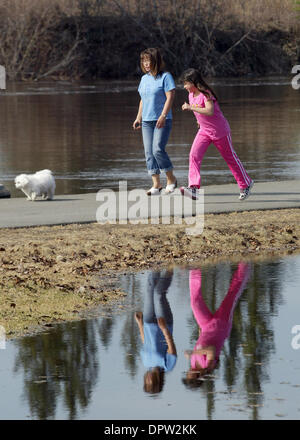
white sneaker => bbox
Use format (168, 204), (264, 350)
(165, 179), (177, 194)
(239, 180), (254, 201)
(180, 186), (199, 200)
(146, 187), (162, 196)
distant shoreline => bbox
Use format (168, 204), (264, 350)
(0, 0), (298, 81)
(0, 76), (293, 86)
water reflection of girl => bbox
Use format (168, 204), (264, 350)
(135, 269), (177, 394)
(184, 262), (251, 386)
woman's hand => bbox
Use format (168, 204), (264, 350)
(157, 317), (167, 329)
(133, 119), (141, 130)
(134, 311), (143, 322)
(156, 115), (166, 129)
(182, 102), (191, 111)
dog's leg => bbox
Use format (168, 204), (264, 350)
(47, 190), (54, 200)
(31, 192), (37, 201)
(22, 189), (32, 200)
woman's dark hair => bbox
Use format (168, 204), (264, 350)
(143, 367), (165, 394)
(140, 47), (166, 77)
(180, 68), (218, 100)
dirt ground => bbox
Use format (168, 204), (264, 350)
(1, 208), (300, 339)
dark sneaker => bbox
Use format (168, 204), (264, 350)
(180, 186), (199, 200)
(239, 180), (254, 201)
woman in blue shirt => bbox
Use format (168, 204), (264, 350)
(133, 48), (177, 195)
(135, 269), (177, 394)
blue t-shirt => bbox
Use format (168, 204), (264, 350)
(138, 72), (176, 121)
(141, 322), (177, 372)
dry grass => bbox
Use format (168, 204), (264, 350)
(0, 282), (125, 338)
(107, 0), (300, 32)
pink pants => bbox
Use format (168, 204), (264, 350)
(189, 263), (251, 370)
(189, 263), (251, 329)
(189, 131), (251, 189)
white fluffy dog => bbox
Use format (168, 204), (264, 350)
(15, 169), (55, 201)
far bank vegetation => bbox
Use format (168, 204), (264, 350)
(0, 0), (299, 81)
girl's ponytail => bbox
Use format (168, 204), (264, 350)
(180, 68), (218, 101)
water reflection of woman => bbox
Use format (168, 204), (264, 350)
(184, 262), (251, 387)
(135, 269), (177, 394)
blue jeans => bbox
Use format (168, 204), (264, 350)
(143, 270), (173, 325)
(142, 120), (173, 176)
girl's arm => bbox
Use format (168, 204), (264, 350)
(156, 89), (175, 128)
(182, 99), (214, 116)
(192, 345), (216, 360)
(133, 100), (143, 130)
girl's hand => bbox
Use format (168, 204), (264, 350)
(156, 115), (166, 129)
(182, 102), (191, 111)
(133, 119), (141, 130)
(184, 350), (193, 359)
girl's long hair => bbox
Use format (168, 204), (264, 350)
(180, 68), (218, 100)
(140, 47), (166, 77)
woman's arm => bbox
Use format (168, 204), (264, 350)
(182, 99), (214, 116)
(158, 317), (177, 355)
(134, 312), (144, 343)
(133, 100), (143, 130)
(156, 89), (175, 128)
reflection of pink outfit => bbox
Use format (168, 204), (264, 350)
(189, 263), (251, 370)
(188, 92), (252, 190)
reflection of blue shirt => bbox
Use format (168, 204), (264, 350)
(138, 72), (175, 121)
(141, 323), (177, 372)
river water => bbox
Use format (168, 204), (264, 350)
(0, 77), (299, 197)
(0, 254), (300, 420)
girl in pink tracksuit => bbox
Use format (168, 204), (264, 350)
(184, 263), (251, 381)
(179, 68), (253, 201)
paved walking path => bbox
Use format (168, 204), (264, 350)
(0, 180), (299, 228)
